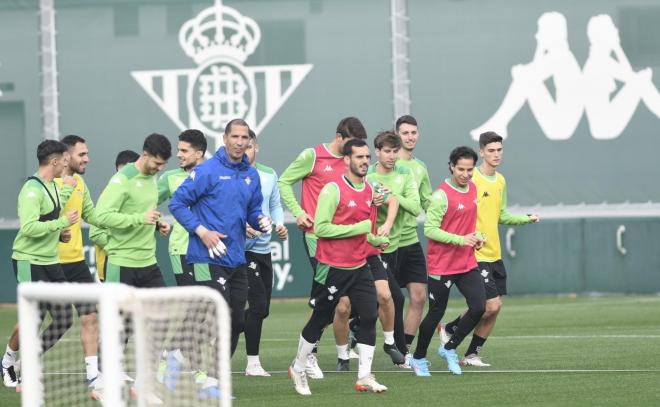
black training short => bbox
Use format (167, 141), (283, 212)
(366, 255), (388, 281)
(61, 261), (97, 315)
(309, 263), (375, 312)
(170, 254), (196, 287)
(478, 260), (507, 297)
(395, 242), (427, 287)
(104, 261), (166, 288)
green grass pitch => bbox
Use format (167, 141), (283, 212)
(1, 295), (659, 406)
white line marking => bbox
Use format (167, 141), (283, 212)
(252, 334), (660, 341)
(42, 368), (660, 376)
(232, 369), (660, 374)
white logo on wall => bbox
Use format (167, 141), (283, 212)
(471, 12), (660, 141)
(131, 0), (313, 150)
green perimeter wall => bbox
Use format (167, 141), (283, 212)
(1, 0), (659, 218)
(1, 217), (659, 303)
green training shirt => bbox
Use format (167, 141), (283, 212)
(278, 147), (315, 220)
(395, 157), (432, 246)
(366, 163), (420, 253)
(95, 163), (159, 267)
(158, 168), (190, 255)
(12, 174), (73, 265)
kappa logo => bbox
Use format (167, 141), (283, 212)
(111, 177), (122, 185)
(429, 292), (435, 300)
(471, 12), (660, 141)
(323, 165), (333, 172)
(482, 191), (490, 198)
(132, 0), (313, 152)
(309, 298), (316, 307)
(457, 203), (465, 210)
(366, 200), (372, 207)
(348, 200), (357, 208)
(135, 181), (142, 188)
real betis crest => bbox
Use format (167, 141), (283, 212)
(131, 0), (313, 150)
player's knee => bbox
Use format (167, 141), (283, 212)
(358, 308), (378, 329)
(80, 313), (97, 328)
(231, 311), (246, 332)
(377, 290), (392, 308)
(484, 298), (501, 317)
(469, 304), (486, 321)
(335, 297), (351, 319)
(411, 290), (426, 308)
(249, 300), (269, 319)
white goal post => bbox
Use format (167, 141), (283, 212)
(18, 282), (232, 407)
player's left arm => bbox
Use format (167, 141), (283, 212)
(315, 183), (371, 239)
(269, 172), (285, 226)
(58, 182), (74, 207)
(246, 171), (265, 230)
(81, 182), (99, 226)
(156, 171), (173, 206)
(424, 190), (465, 245)
(498, 182), (540, 225)
(394, 173), (421, 216)
(89, 224), (108, 247)
(367, 233), (389, 248)
(419, 166), (433, 212)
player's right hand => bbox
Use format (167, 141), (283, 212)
(462, 233), (480, 247)
(296, 212), (313, 230)
(373, 192), (385, 207)
(377, 221), (393, 237)
(65, 209), (79, 225)
(208, 239), (227, 259)
(246, 224), (260, 239)
(200, 230), (227, 252)
(62, 175), (77, 188)
(144, 208), (161, 225)
(59, 229), (72, 243)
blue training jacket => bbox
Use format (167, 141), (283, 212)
(169, 147), (264, 268)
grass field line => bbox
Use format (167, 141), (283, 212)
(247, 369), (660, 374)
(40, 368), (660, 376)
(49, 333), (660, 344)
(254, 334), (660, 341)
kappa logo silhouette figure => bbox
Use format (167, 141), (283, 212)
(471, 12), (660, 141)
(132, 0), (313, 151)
(582, 14), (660, 139)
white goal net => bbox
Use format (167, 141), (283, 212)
(17, 283), (232, 407)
